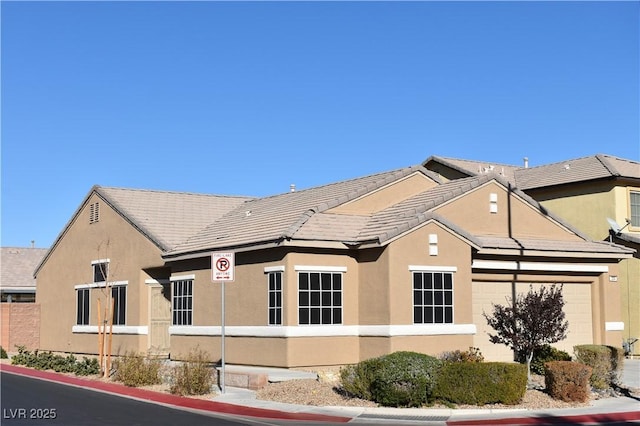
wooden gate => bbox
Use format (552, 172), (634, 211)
(148, 284), (171, 356)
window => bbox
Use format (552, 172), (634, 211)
(77, 288), (90, 325)
(172, 279), (193, 326)
(93, 261), (108, 283)
(267, 271), (283, 325)
(631, 191), (640, 227)
(413, 271), (453, 324)
(111, 285), (126, 325)
(298, 271), (342, 325)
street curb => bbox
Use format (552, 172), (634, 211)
(0, 364), (352, 423)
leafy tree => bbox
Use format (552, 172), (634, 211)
(483, 284), (569, 382)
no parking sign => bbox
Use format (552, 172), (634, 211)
(212, 252), (234, 282)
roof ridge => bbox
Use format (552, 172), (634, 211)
(430, 155), (520, 168)
(98, 186), (254, 199)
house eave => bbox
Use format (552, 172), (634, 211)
(475, 248), (632, 260)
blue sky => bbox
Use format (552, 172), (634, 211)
(1, 1), (638, 249)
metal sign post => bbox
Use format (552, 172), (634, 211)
(212, 252), (235, 394)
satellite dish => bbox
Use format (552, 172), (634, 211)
(607, 218), (622, 234)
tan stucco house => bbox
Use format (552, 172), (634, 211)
(35, 164), (633, 368)
(424, 153), (640, 355)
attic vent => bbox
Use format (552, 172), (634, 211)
(89, 202), (100, 224)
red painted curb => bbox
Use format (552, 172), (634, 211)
(447, 410), (640, 425)
(1, 364), (351, 423)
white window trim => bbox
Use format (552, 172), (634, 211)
(170, 274), (196, 281)
(472, 260), (608, 273)
(297, 269), (344, 326)
(264, 266), (285, 273)
(171, 277), (194, 326)
(75, 280), (128, 290)
(168, 324), (476, 337)
(72, 325), (148, 335)
(91, 258), (110, 265)
(409, 265), (457, 272)
(294, 265), (347, 272)
(605, 322), (624, 331)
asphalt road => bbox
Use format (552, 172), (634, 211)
(0, 372), (274, 426)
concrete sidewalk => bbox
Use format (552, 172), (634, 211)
(2, 359), (639, 425)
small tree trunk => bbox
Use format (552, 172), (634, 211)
(526, 351), (534, 386)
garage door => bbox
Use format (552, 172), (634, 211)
(472, 282), (593, 362)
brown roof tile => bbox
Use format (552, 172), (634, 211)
(166, 166), (434, 256)
(1, 247), (48, 288)
(97, 187), (253, 251)
(475, 236), (634, 255)
(514, 154), (640, 190)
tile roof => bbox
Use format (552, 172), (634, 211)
(422, 155), (521, 183)
(514, 154), (640, 190)
(475, 236), (635, 255)
(96, 187), (254, 251)
(165, 168), (631, 259)
(423, 154), (640, 191)
(166, 166), (437, 256)
(1, 247), (48, 288)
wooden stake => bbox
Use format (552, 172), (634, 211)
(106, 296), (114, 377)
(97, 298), (104, 376)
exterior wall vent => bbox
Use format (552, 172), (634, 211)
(89, 202), (100, 224)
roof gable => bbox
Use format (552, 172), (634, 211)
(35, 186), (253, 275)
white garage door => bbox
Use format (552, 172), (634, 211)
(472, 282), (593, 362)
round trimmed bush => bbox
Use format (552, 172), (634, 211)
(370, 351), (443, 407)
(340, 351), (443, 407)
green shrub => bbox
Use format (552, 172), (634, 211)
(433, 362), (527, 405)
(1, 346), (7, 359)
(341, 351), (442, 407)
(113, 351), (163, 387)
(169, 347), (214, 396)
(10, 346), (99, 376)
(75, 357), (101, 376)
(340, 357), (382, 401)
(439, 347), (485, 363)
(529, 345), (572, 375)
(545, 361), (592, 402)
(574, 345), (624, 389)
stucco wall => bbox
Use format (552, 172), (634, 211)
(36, 193), (166, 355)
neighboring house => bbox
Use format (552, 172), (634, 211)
(1, 247), (48, 350)
(1, 247), (47, 303)
(424, 154), (640, 355)
(35, 165), (633, 368)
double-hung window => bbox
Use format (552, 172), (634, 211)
(111, 285), (126, 325)
(413, 270), (454, 324)
(297, 267), (343, 325)
(172, 279), (193, 326)
(76, 288), (90, 325)
(267, 270), (283, 325)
